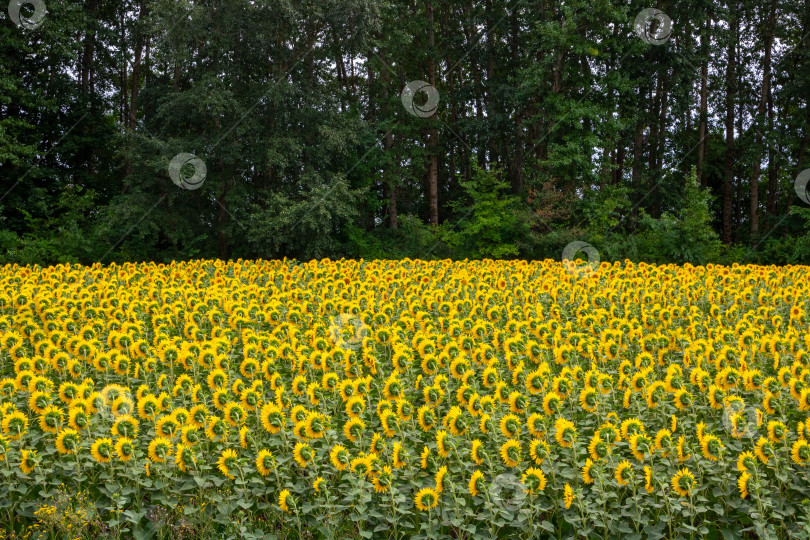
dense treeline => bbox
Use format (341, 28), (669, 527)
(1, 0), (809, 265)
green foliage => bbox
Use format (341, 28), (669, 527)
(634, 168), (723, 264)
(247, 176), (362, 260)
(441, 164), (529, 259)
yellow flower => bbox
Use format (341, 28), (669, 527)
(554, 417), (576, 448)
(175, 443), (195, 472)
(387, 441), (403, 469)
(500, 440), (521, 468)
(343, 417), (365, 443)
(313, 476), (325, 493)
(91, 437), (113, 463)
(414, 487), (438, 511)
(530, 438), (550, 465)
(522, 467), (547, 493)
(256, 449), (275, 477)
(563, 483), (574, 509)
(499, 414), (521, 439)
(115, 437), (134, 462)
(582, 458), (594, 484)
(434, 465), (448, 493)
(330, 444), (349, 471)
(293, 442), (313, 468)
(671, 468), (694, 497)
(791, 440), (810, 466)
(279, 489), (292, 512)
(421, 445), (431, 469)
(19, 449), (36, 475)
(615, 460), (632, 487)
(738, 471), (750, 499)
(469, 470), (484, 497)
(259, 403), (284, 434)
(55, 429), (79, 455)
(737, 451), (756, 473)
(217, 448), (238, 479)
(147, 437), (173, 463)
(700, 434), (723, 461)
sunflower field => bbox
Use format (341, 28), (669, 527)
(1, 258), (810, 539)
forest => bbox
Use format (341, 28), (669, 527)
(1, 0), (809, 265)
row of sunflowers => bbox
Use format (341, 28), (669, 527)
(0, 258), (809, 539)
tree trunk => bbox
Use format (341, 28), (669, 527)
(697, 18), (710, 186)
(426, 2), (439, 226)
(749, 0), (776, 241)
(722, 11), (737, 244)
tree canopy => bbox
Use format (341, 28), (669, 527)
(1, 0), (809, 265)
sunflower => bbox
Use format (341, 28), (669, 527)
(615, 460), (632, 487)
(293, 442), (313, 468)
(313, 476), (325, 493)
(738, 472), (750, 499)
(737, 451), (756, 473)
(414, 487), (438, 511)
(554, 417), (577, 448)
(223, 402), (246, 426)
(563, 483), (574, 509)
(68, 408), (90, 431)
(436, 430), (450, 458)
(530, 438), (550, 465)
(55, 429), (80, 455)
(767, 420), (787, 443)
(37, 405), (64, 434)
(542, 392), (562, 415)
(147, 437), (173, 463)
(671, 468), (695, 497)
(522, 467), (547, 493)
(343, 417), (365, 443)
(499, 414), (521, 439)
(643, 466), (654, 493)
(499, 440), (521, 468)
(700, 434), (723, 461)
(791, 440), (810, 466)
(2, 411), (28, 440)
(579, 388), (598, 412)
(175, 444), (196, 472)
(620, 418), (645, 439)
(114, 437), (134, 462)
(582, 458), (595, 484)
(330, 444), (350, 471)
(259, 403), (284, 434)
(421, 445), (431, 469)
(392, 441), (406, 469)
(279, 489), (292, 512)
(417, 406), (436, 432)
(471, 439), (484, 465)
(434, 465), (448, 493)
(217, 448), (238, 479)
(526, 413), (545, 438)
(89, 437), (113, 464)
(205, 415), (228, 442)
(19, 449), (37, 475)
(256, 449), (275, 477)
(754, 437), (773, 464)
(469, 470), (484, 497)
